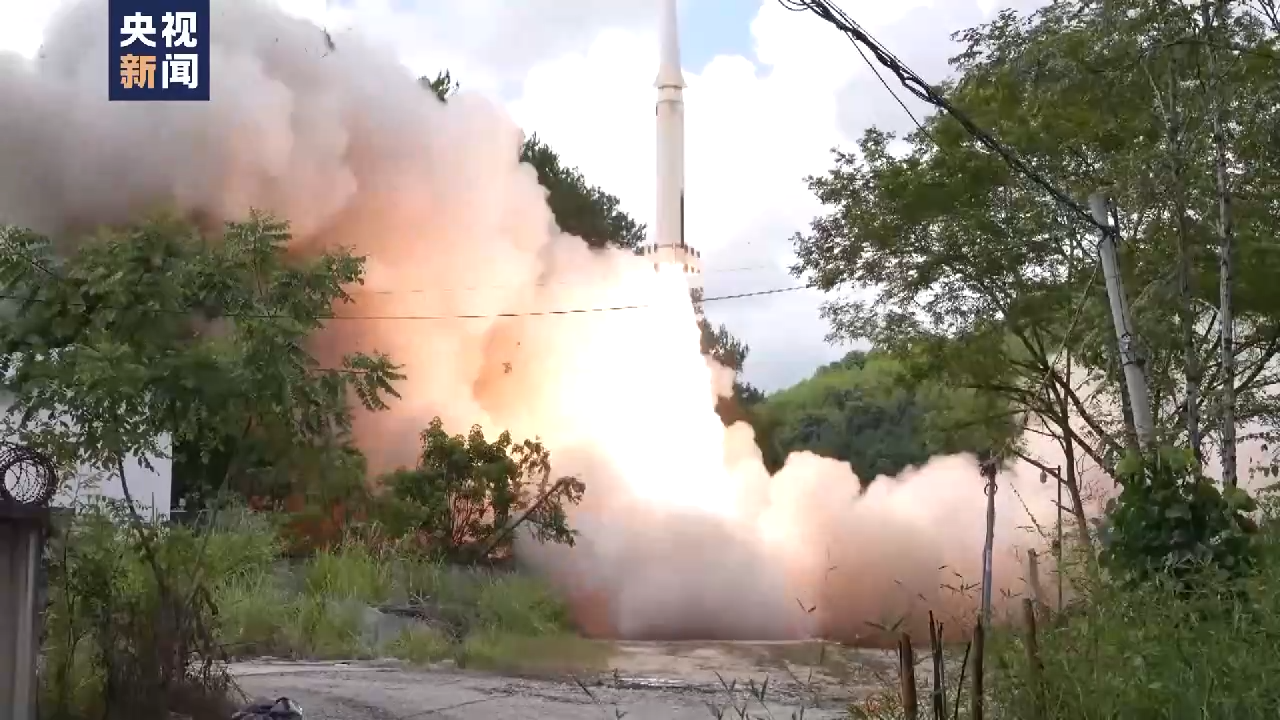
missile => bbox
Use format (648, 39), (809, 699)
(638, 0), (701, 276)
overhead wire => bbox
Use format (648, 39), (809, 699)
(360, 263), (779, 295)
(0, 285), (809, 322)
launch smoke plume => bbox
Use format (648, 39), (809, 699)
(3, 0), (1063, 642)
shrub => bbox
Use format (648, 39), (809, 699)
(374, 417), (585, 561)
(41, 503), (277, 720)
(1101, 446), (1258, 585)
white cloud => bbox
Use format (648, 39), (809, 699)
(269, 0), (660, 97)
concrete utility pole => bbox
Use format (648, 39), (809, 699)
(979, 455), (998, 628)
(1089, 191), (1154, 449)
(1203, 0), (1238, 486)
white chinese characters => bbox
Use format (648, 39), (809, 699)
(119, 12), (156, 47)
(163, 55), (199, 90)
(115, 8), (201, 93)
(161, 12), (199, 48)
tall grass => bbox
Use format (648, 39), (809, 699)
(983, 524), (1280, 719)
(40, 506), (606, 719)
(209, 523), (604, 672)
(839, 504), (1280, 719)
(40, 504), (279, 720)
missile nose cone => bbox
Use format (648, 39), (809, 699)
(656, 0), (685, 88)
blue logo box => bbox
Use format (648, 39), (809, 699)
(107, 0), (210, 101)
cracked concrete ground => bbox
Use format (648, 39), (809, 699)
(231, 641), (898, 719)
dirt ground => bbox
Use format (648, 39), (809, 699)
(231, 641), (903, 719)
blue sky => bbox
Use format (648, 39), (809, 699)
(682, 0), (759, 71)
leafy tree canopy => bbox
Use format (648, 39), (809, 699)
(0, 213), (403, 506)
(793, 0), (1280, 486)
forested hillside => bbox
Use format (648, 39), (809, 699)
(751, 350), (1015, 480)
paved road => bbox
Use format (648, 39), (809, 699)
(231, 661), (852, 719)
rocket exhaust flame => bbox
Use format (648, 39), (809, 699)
(1, 0), (1057, 643)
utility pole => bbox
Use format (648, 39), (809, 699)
(979, 455), (998, 628)
(1203, 0), (1238, 486)
(1089, 191), (1154, 449)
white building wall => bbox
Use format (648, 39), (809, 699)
(0, 394), (173, 518)
(54, 441), (173, 519)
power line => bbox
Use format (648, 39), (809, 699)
(0, 285), (808, 322)
(777, 0), (1105, 231)
(360, 264), (778, 295)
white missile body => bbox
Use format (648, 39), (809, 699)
(638, 0), (701, 275)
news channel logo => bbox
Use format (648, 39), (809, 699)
(108, 0), (210, 101)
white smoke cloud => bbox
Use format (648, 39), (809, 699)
(0, 0), (1057, 642)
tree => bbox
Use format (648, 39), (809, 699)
(519, 134), (646, 249)
(375, 417), (584, 561)
(793, 0), (1280, 539)
(422, 70), (459, 101)
(0, 212), (402, 716)
(0, 213), (402, 498)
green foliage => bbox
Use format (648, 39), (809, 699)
(210, 525), (594, 671)
(988, 526), (1280, 720)
(375, 417), (585, 561)
(519, 134), (646, 249)
(0, 213), (402, 503)
(1101, 446), (1258, 583)
(755, 350), (1016, 480)
(792, 0), (1280, 477)
(42, 504), (279, 720)
(1, 212), (402, 718)
(421, 70), (459, 101)
(689, 286), (763, 429)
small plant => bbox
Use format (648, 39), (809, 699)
(1101, 446), (1258, 584)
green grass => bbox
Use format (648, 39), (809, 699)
(986, 552), (1280, 719)
(385, 626), (454, 665)
(457, 630), (611, 675)
(208, 533), (602, 674)
(841, 514), (1280, 720)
